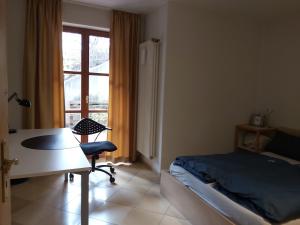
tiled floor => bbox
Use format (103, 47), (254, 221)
(11, 162), (192, 225)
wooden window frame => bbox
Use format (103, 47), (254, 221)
(63, 26), (110, 124)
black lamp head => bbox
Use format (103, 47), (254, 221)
(16, 98), (31, 107)
(8, 92), (31, 108)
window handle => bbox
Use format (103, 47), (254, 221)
(85, 96), (89, 104)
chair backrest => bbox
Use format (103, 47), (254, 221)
(72, 118), (108, 136)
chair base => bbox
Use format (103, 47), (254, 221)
(66, 163), (116, 183)
(95, 164), (116, 174)
(94, 167), (115, 183)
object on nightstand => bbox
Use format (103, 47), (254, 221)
(249, 114), (266, 127)
(243, 133), (271, 150)
(249, 109), (274, 127)
(235, 124), (276, 152)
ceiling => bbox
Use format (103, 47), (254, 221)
(65, 0), (300, 15)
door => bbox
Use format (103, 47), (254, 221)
(0, 0), (11, 224)
(62, 26), (110, 142)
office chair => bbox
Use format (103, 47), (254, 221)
(69, 118), (117, 183)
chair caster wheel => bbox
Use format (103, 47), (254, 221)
(69, 173), (74, 181)
(110, 177), (115, 183)
(110, 167), (115, 174)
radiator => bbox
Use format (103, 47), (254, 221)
(136, 40), (159, 159)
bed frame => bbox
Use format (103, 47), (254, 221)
(160, 170), (236, 225)
(160, 127), (300, 225)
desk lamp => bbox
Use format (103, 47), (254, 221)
(8, 92), (31, 107)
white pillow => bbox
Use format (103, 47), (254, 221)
(261, 152), (300, 165)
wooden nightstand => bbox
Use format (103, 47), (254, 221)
(234, 124), (276, 152)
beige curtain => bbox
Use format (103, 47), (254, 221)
(23, 0), (64, 129)
(108, 10), (141, 162)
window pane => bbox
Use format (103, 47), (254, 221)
(63, 32), (81, 71)
(89, 112), (108, 126)
(88, 112), (108, 141)
(89, 76), (109, 110)
(88, 131), (107, 142)
(89, 36), (109, 73)
(65, 113), (81, 128)
(64, 74), (81, 110)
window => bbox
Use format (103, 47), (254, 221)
(62, 27), (110, 139)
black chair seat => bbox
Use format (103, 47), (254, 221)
(80, 141), (117, 155)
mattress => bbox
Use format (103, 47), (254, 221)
(170, 162), (300, 225)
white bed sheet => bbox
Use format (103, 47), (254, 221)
(170, 163), (300, 225)
(261, 152), (300, 165)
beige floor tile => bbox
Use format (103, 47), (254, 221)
(136, 170), (160, 184)
(32, 175), (82, 196)
(12, 222), (23, 225)
(36, 187), (80, 208)
(131, 161), (150, 170)
(111, 176), (132, 187)
(89, 172), (114, 188)
(60, 182), (119, 213)
(30, 174), (80, 194)
(133, 164), (159, 177)
(113, 169), (135, 181)
(115, 165), (140, 176)
(30, 174), (65, 188)
(59, 193), (105, 215)
(58, 182), (82, 195)
(106, 189), (146, 206)
(77, 218), (116, 225)
(165, 205), (186, 220)
(89, 186), (120, 202)
(89, 202), (132, 224)
(136, 169), (159, 177)
(11, 196), (31, 214)
(11, 162), (167, 225)
(58, 196), (83, 215)
(39, 210), (81, 225)
(120, 208), (163, 225)
(11, 182), (52, 202)
(121, 182), (152, 193)
(146, 184), (161, 196)
(160, 215), (192, 225)
(130, 175), (156, 186)
(91, 175), (128, 188)
(136, 192), (170, 214)
(12, 201), (58, 225)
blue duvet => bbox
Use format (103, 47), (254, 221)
(174, 151), (300, 223)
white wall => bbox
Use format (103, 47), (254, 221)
(256, 15), (300, 129)
(160, 2), (260, 169)
(7, 1), (111, 128)
(142, 4), (168, 172)
(62, 2), (110, 30)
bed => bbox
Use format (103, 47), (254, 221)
(160, 128), (300, 225)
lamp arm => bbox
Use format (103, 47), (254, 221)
(8, 92), (18, 102)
